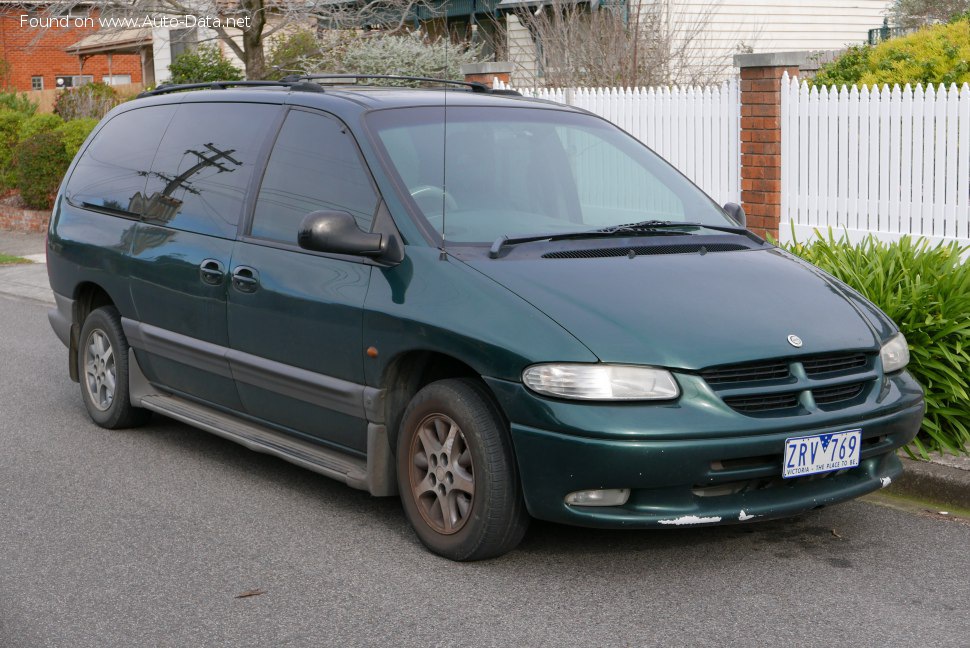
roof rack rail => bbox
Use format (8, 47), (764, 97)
(136, 80), (323, 98)
(135, 75), (522, 98)
(278, 73), (521, 95)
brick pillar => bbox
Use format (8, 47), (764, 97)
(460, 62), (513, 87)
(734, 50), (835, 239)
(738, 65), (797, 239)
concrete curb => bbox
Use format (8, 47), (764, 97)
(890, 455), (970, 511)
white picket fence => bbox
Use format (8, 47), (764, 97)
(781, 73), (970, 247)
(494, 78), (741, 206)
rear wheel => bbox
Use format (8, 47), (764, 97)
(78, 306), (150, 429)
(397, 378), (529, 561)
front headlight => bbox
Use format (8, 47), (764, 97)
(522, 363), (680, 401)
(880, 333), (910, 373)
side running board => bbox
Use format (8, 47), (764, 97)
(139, 392), (371, 491)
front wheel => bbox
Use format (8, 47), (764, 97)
(397, 379), (529, 561)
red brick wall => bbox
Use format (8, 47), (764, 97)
(739, 65), (799, 239)
(0, 7), (142, 92)
(0, 197), (48, 232)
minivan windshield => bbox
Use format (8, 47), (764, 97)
(367, 106), (733, 244)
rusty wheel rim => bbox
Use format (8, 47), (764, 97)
(408, 413), (475, 535)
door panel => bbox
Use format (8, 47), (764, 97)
(227, 243), (372, 451)
(227, 108), (381, 452)
(126, 101), (281, 409)
(128, 225), (241, 408)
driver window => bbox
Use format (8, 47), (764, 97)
(251, 110), (378, 244)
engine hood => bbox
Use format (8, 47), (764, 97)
(459, 246), (884, 370)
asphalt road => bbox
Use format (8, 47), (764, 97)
(2, 294), (969, 648)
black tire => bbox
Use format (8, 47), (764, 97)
(396, 378), (529, 561)
(77, 306), (150, 429)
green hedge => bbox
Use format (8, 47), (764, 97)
(784, 230), (970, 456)
(18, 113), (65, 141)
(55, 118), (98, 158)
(13, 131), (71, 210)
(0, 109), (26, 191)
(813, 19), (970, 87)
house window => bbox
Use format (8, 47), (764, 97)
(103, 74), (131, 86)
(31, 76), (43, 90)
(55, 75), (93, 88)
(169, 27), (197, 61)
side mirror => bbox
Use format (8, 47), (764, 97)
(723, 202), (746, 228)
(298, 210), (385, 257)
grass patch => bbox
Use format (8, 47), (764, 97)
(0, 253), (30, 265)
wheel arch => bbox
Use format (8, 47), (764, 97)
(380, 350), (508, 452)
(68, 282), (119, 382)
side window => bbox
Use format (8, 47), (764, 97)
(64, 105), (177, 214)
(251, 110), (379, 244)
(142, 102), (279, 238)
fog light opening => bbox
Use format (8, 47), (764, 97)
(565, 488), (631, 507)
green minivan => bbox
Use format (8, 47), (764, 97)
(47, 77), (924, 560)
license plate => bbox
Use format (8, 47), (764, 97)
(783, 429), (861, 478)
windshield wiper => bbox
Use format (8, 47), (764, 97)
(488, 225), (689, 259)
(600, 220), (748, 235)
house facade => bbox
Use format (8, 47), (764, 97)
(504, 0), (895, 86)
(0, 4), (143, 91)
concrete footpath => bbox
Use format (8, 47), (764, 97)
(1, 229), (968, 510)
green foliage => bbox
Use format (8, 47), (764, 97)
(784, 230), (970, 456)
(168, 44), (243, 84)
(53, 82), (118, 120)
(18, 113), (64, 141)
(339, 34), (482, 82)
(266, 29), (333, 79)
(13, 131), (71, 209)
(55, 118), (98, 158)
(813, 19), (970, 87)
(0, 110), (25, 191)
(0, 91), (37, 116)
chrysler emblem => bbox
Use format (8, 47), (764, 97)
(787, 334), (803, 348)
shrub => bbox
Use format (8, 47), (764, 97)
(266, 28), (333, 78)
(18, 113), (64, 141)
(339, 33), (482, 82)
(56, 118), (98, 158)
(53, 82), (118, 120)
(168, 44), (243, 84)
(0, 110), (26, 191)
(784, 230), (970, 456)
(13, 131), (71, 209)
(813, 19), (970, 87)
(0, 91), (37, 116)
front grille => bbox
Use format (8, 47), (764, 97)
(701, 361), (790, 385)
(703, 351), (874, 415)
(723, 391), (801, 412)
(541, 243), (748, 259)
(802, 353), (868, 376)
(813, 382), (866, 406)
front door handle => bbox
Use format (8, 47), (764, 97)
(199, 258), (225, 285)
(231, 266), (259, 293)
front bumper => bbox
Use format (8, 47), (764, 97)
(486, 373), (924, 528)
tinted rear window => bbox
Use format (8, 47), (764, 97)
(141, 102), (280, 238)
(64, 106), (177, 215)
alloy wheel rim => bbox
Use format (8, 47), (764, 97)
(83, 329), (116, 412)
(409, 413), (475, 535)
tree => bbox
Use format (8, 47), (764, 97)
(890, 0), (970, 28)
(510, 0), (740, 88)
